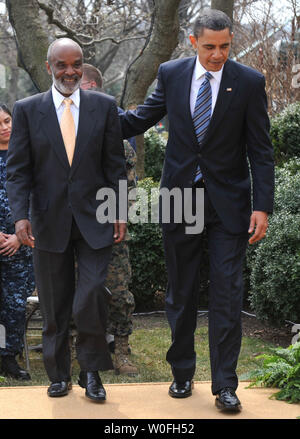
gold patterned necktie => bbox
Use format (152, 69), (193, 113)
(60, 97), (76, 166)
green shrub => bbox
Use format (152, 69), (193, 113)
(128, 178), (167, 310)
(249, 212), (300, 325)
(144, 128), (166, 182)
(248, 159), (300, 325)
(128, 177), (210, 310)
(270, 102), (300, 165)
(248, 342), (300, 404)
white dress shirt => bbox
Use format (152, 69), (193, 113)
(190, 57), (224, 117)
(52, 85), (80, 135)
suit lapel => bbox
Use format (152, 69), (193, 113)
(70, 90), (97, 177)
(201, 59), (238, 147)
(38, 89), (70, 171)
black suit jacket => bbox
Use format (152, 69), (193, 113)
(6, 89), (127, 252)
(120, 57), (275, 234)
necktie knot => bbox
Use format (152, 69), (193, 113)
(205, 71), (213, 81)
(63, 97), (73, 108)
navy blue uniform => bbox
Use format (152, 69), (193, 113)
(0, 150), (35, 356)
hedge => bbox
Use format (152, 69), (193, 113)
(248, 159), (300, 325)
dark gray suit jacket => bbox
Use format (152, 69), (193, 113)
(120, 57), (275, 234)
(6, 88), (126, 252)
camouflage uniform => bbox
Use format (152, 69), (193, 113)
(105, 139), (136, 337)
(0, 152), (35, 357)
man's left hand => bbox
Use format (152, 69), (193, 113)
(248, 211), (268, 244)
(113, 221), (127, 244)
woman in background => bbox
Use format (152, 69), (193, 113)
(0, 103), (35, 380)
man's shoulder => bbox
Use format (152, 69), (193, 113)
(14, 91), (48, 109)
(228, 59), (265, 82)
(159, 56), (196, 73)
(81, 89), (116, 105)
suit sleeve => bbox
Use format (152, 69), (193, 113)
(6, 102), (33, 223)
(102, 100), (127, 220)
(245, 75), (275, 213)
(120, 65), (168, 139)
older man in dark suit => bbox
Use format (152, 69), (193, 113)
(6, 38), (127, 402)
(119, 9), (274, 412)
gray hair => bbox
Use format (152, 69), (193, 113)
(193, 9), (233, 38)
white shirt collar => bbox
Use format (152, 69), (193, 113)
(195, 57), (224, 83)
(52, 84), (80, 110)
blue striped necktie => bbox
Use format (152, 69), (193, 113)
(193, 71), (213, 182)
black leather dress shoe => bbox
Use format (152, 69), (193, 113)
(47, 381), (72, 397)
(1, 355), (31, 381)
(78, 371), (106, 402)
(168, 380), (194, 398)
(215, 387), (242, 412)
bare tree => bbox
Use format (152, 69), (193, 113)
(5, 0), (183, 176)
(211, 0), (234, 19)
(5, 0), (51, 91)
(232, 0), (300, 115)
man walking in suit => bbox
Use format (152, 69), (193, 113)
(120, 9), (274, 411)
(6, 38), (127, 402)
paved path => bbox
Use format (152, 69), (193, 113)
(0, 381), (299, 419)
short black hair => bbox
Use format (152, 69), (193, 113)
(0, 103), (12, 117)
(193, 9), (233, 38)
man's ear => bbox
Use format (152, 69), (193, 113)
(45, 61), (52, 76)
(189, 35), (198, 49)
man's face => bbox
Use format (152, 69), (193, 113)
(189, 27), (233, 72)
(46, 45), (83, 96)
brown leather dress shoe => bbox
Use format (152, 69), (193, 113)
(168, 380), (194, 398)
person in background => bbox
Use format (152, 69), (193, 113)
(0, 103), (35, 381)
(81, 63), (138, 376)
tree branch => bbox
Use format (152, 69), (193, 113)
(38, 0), (146, 46)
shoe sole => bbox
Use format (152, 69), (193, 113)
(47, 390), (69, 397)
(168, 390), (192, 398)
(78, 379), (106, 402)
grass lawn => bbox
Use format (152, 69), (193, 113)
(0, 314), (276, 387)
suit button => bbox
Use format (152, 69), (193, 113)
(68, 178), (72, 183)
(198, 153), (202, 158)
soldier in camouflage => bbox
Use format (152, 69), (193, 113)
(81, 65), (138, 376)
(0, 104), (35, 380)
